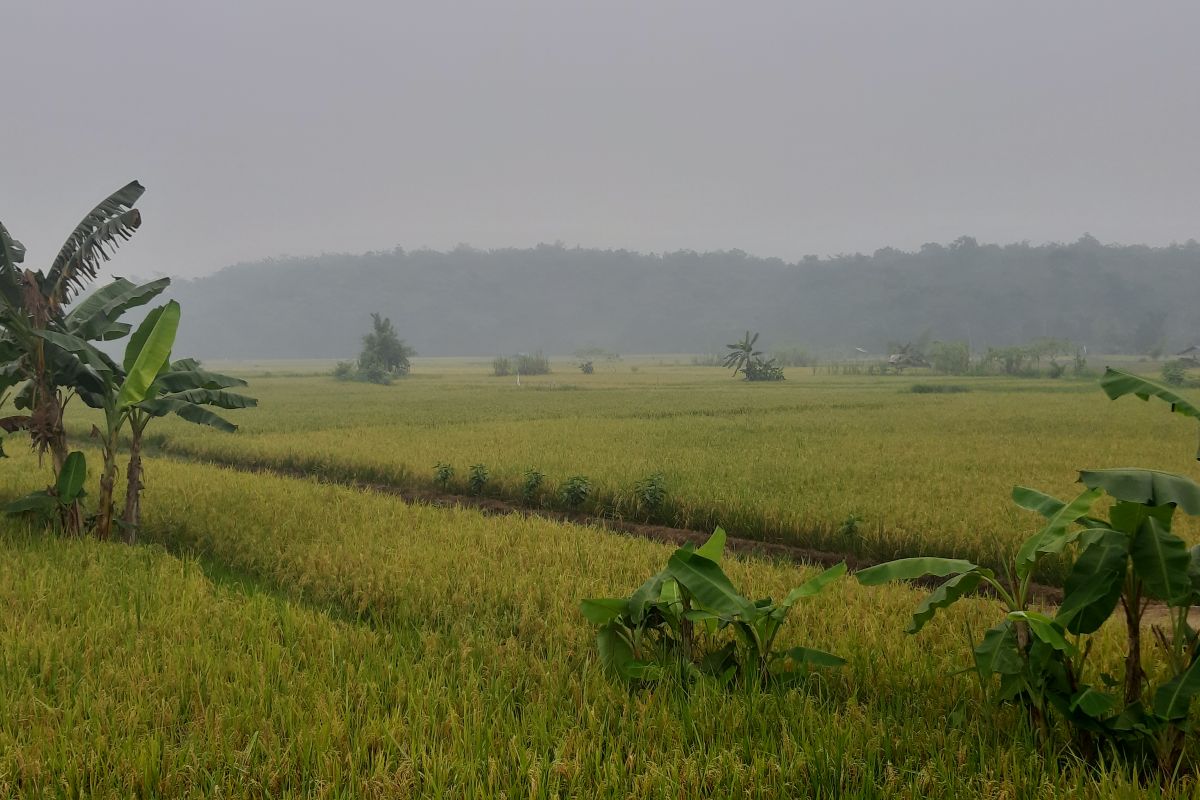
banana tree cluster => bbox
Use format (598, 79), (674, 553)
(857, 369), (1200, 772)
(581, 528), (846, 687)
(1, 181), (256, 541)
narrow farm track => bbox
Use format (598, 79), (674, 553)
(158, 448), (1066, 604)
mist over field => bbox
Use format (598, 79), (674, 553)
(164, 237), (1199, 359)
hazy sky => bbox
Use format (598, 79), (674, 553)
(6, 1), (1199, 279)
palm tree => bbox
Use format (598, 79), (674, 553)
(723, 331), (762, 379)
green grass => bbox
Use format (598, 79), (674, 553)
(0, 450), (1193, 797)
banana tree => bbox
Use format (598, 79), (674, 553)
(37, 301), (180, 541)
(121, 358), (256, 537)
(722, 331), (762, 378)
(1100, 367), (1200, 459)
(0, 182), (145, 475)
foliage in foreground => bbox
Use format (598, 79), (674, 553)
(583, 528), (845, 687)
(858, 368), (1200, 775)
(0, 182), (254, 541)
(2, 455), (1184, 798)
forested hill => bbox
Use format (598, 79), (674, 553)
(165, 237), (1200, 359)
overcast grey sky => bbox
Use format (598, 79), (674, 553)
(5, 1), (1199, 278)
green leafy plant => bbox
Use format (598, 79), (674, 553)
(521, 468), (544, 503)
(0, 183), (146, 481)
(467, 463), (489, 495)
(724, 331), (785, 381)
(582, 528), (846, 686)
(579, 360), (594, 374)
(633, 472), (667, 516)
(857, 369), (1200, 773)
(36, 301), (182, 541)
(433, 462), (454, 489)
(558, 475), (591, 508)
(491, 356), (511, 377)
(5, 450), (88, 531)
(120, 358), (255, 538)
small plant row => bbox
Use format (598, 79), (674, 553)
(430, 462), (671, 519)
(583, 368), (1200, 778)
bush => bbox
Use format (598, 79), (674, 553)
(559, 475), (591, 508)
(929, 341), (970, 375)
(632, 472), (667, 515)
(467, 463), (489, 495)
(521, 468), (545, 503)
(514, 352), (551, 375)
(333, 361), (356, 380)
(744, 357), (785, 382)
(1162, 359), (1190, 387)
(492, 356), (511, 377)
(579, 360), (594, 374)
(433, 462), (454, 489)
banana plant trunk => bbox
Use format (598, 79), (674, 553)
(1123, 585), (1144, 706)
(121, 421), (145, 544)
(94, 426), (120, 542)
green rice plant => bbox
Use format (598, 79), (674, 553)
(433, 461), (454, 489)
(521, 467), (545, 503)
(467, 463), (489, 495)
(559, 474), (591, 508)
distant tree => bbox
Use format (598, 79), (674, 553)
(359, 313), (414, 377)
(723, 331), (762, 377)
(724, 331), (784, 381)
(929, 341), (970, 375)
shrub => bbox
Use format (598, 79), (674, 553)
(1162, 359), (1189, 387)
(744, 357), (785, 382)
(579, 360), (594, 374)
(559, 475), (591, 508)
(467, 463), (489, 495)
(332, 361), (356, 380)
(492, 356), (511, 377)
(514, 352), (551, 375)
(433, 462), (454, 489)
(929, 341), (971, 375)
(632, 472), (667, 515)
(521, 468), (545, 503)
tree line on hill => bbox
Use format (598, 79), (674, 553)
(161, 236), (1200, 359)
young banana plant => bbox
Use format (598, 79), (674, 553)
(121, 357), (256, 537)
(582, 528), (847, 687)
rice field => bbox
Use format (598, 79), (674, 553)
(7, 359), (1200, 796)
(121, 361), (1200, 576)
(0, 450), (1185, 798)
